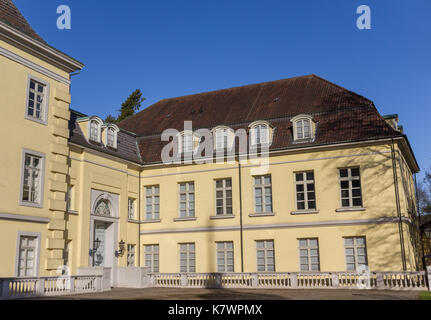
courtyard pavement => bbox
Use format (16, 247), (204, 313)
(33, 287), (422, 300)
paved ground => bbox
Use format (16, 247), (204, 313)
(34, 287), (422, 300)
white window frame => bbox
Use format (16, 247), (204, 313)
(295, 171), (316, 211)
(66, 185), (75, 212)
(177, 131), (199, 154)
(127, 244), (136, 267)
(128, 198), (135, 220)
(253, 175), (273, 214)
(212, 126), (233, 150)
(344, 237), (368, 271)
(178, 182), (195, 217)
(19, 149), (45, 208)
(291, 114), (314, 141)
(249, 121), (271, 146)
(88, 117), (103, 143)
(145, 185), (160, 220)
(299, 238), (320, 271)
(105, 124), (119, 149)
(25, 75), (49, 125)
(144, 244), (159, 273)
(215, 178), (233, 215)
(339, 167), (363, 208)
(179, 243), (195, 273)
(256, 240), (275, 272)
(15, 231), (41, 277)
(216, 241), (234, 272)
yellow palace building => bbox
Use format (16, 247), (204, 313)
(0, 0), (423, 286)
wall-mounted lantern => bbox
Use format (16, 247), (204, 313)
(89, 237), (101, 256)
(115, 239), (126, 257)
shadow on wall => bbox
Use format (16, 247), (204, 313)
(318, 143), (422, 271)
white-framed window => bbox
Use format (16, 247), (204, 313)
(144, 244), (159, 273)
(339, 167), (363, 207)
(256, 240), (275, 272)
(145, 185), (160, 220)
(106, 125), (119, 148)
(215, 178), (232, 215)
(89, 118), (102, 142)
(127, 244), (135, 267)
(16, 232), (40, 277)
(179, 182), (195, 217)
(254, 175), (272, 213)
(66, 185), (74, 212)
(216, 242), (234, 272)
(26, 77), (48, 123)
(299, 238), (320, 271)
(295, 171), (316, 210)
(177, 131), (195, 154)
(291, 114), (314, 141)
(179, 243), (195, 272)
(344, 237), (368, 271)
(252, 125), (269, 145)
(214, 127), (231, 149)
(128, 198), (135, 220)
(20, 151), (45, 207)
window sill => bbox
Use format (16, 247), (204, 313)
(291, 209), (319, 215)
(174, 217), (197, 222)
(210, 215), (235, 220)
(19, 201), (42, 209)
(249, 212), (275, 217)
(140, 219), (161, 224)
(335, 207), (366, 212)
(128, 219), (141, 223)
(25, 114), (47, 126)
(67, 210), (78, 215)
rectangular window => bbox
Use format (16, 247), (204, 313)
(179, 243), (195, 272)
(339, 168), (363, 207)
(66, 185), (74, 212)
(179, 182), (195, 217)
(216, 242), (234, 272)
(344, 237), (368, 271)
(128, 198), (135, 220)
(299, 238), (320, 271)
(256, 240), (275, 272)
(17, 236), (38, 277)
(215, 179), (232, 215)
(295, 171), (316, 210)
(27, 79), (46, 121)
(145, 186), (160, 220)
(216, 129), (229, 149)
(144, 244), (159, 273)
(254, 175), (272, 213)
(127, 244), (135, 267)
(21, 152), (43, 205)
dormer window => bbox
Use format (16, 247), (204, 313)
(105, 124), (119, 149)
(291, 115), (315, 141)
(212, 126), (233, 150)
(88, 117), (103, 143)
(178, 131), (198, 154)
(249, 121), (272, 146)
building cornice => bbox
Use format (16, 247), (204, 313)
(0, 20), (83, 73)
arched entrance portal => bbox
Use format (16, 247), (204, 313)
(89, 192), (119, 286)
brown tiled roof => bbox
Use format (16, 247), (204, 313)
(118, 75), (402, 163)
(0, 0), (46, 43)
(68, 111), (142, 164)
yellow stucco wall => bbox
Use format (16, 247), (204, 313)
(0, 34), (422, 279)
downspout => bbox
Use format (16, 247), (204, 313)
(138, 169), (141, 267)
(391, 139), (407, 271)
(238, 159), (244, 272)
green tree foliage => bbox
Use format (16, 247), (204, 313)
(419, 166), (431, 215)
(104, 89), (145, 123)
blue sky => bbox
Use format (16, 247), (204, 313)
(15, 0), (431, 177)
